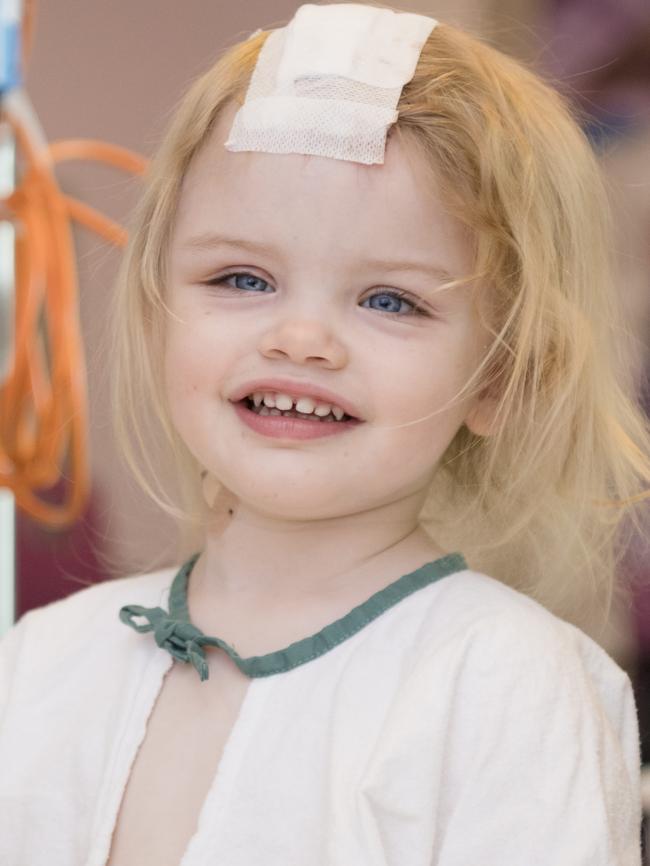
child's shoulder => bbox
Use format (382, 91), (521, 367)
(408, 566), (639, 787)
(401, 567), (641, 856)
(418, 564), (631, 696)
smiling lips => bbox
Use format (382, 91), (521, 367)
(229, 377), (364, 421)
(245, 391), (350, 421)
(232, 399), (362, 440)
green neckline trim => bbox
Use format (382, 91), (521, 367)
(119, 550), (467, 682)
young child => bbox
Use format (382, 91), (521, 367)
(2, 3), (649, 864)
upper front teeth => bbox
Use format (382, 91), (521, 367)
(251, 391), (346, 421)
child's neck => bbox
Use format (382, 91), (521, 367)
(193, 492), (443, 610)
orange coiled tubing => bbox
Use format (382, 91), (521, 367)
(0, 88), (148, 528)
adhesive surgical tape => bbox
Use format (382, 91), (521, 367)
(225, 3), (437, 165)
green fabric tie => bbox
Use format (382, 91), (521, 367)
(120, 605), (211, 681)
(120, 552), (221, 682)
(119, 549), (468, 682)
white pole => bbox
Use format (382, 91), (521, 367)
(0, 489), (14, 638)
(0, 0), (20, 637)
(0, 124), (16, 638)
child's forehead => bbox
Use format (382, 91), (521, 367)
(173, 103), (474, 280)
(189, 104), (413, 189)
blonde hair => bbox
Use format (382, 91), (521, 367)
(110, 11), (650, 633)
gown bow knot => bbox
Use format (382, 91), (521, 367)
(119, 603), (210, 681)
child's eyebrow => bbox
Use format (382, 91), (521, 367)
(179, 232), (456, 286)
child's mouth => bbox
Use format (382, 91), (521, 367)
(242, 396), (351, 423)
(232, 398), (363, 440)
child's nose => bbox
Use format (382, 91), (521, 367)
(257, 316), (348, 368)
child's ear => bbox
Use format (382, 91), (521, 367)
(464, 391), (500, 437)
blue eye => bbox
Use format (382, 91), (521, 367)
(215, 273), (273, 293)
(207, 272), (429, 317)
(359, 291), (425, 316)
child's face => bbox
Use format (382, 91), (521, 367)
(164, 102), (492, 520)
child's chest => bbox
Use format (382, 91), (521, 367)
(104, 652), (251, 866)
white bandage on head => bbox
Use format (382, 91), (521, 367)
(224, 3), (437, 165)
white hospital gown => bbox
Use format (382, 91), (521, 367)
(0, 554), (642, 865)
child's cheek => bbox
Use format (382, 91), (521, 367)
(163, 319), (206, 413)
(165, 287), (260, 411)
